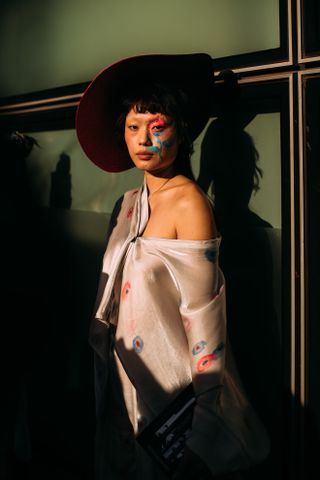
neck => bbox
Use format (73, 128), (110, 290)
(144, 167), (176, 195)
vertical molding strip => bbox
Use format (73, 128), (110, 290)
(297, 67), (320, 410)
(288, 73), (296, 400)
(297, 71), (305, 409)
(297, 0), (303, 63)
(287, 0), (294, 65)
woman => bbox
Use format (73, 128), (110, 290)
(76, 53), (269, 480)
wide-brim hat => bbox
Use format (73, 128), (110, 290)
(76, 53), (214, 172)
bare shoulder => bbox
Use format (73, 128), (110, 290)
(172, 178), (218, 240)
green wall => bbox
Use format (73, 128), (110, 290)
(0, 0), (279, 96)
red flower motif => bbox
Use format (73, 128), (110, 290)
(127, 206), (134, 218)
(121, 281), (131, 301)
(196, 354), (216, 373)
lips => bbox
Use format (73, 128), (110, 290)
(136, 151), (154, 160)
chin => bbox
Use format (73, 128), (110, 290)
(135, 160), (160, 171)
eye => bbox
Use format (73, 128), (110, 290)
(127, 124), (138, 131)
(151, 124), (165, 133)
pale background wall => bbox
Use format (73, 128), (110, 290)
(0, 0), (279, 96)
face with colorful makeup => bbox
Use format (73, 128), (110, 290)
(124, 108), (180, 174)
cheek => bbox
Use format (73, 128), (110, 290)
(124, 133), (134, 152)
(153, 131), (177, 148)
(164, 135), (179, 155)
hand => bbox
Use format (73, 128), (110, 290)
(172, 446), (213, 480)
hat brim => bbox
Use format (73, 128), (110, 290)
(76, 53), (214, 172)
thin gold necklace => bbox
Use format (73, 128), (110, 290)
(149, 177), (171, 196)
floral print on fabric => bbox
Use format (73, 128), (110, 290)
(192, 340), (207, 356)
(212, 341), (225, 358)
(204, 248), (217, 263)
(196, 354), (216, 373)
(196, 342), (225, 373)
(133, 336), (144, 353)
(127, 206), (134, 219)
(121, 281), (131, 301)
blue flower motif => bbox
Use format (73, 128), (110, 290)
(192, 340), (207, 355)
(205, 248), (217, 263)
(212, 341), (225, 358)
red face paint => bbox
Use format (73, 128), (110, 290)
(148, 116), (167, 131)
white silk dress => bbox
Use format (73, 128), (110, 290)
(90, 181), (269, 480)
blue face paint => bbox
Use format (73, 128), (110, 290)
(147, 145), (161, 153)
(162, 138), (173, 148)
(146, 133), (174, 161)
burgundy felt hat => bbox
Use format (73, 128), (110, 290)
(76, 53), (214, 172)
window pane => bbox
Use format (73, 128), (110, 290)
(302, 0), (320, 57)
(193, 91), (286, 478)
(304, 75), (320, 473)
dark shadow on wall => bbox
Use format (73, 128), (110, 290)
(197, 95), (282, 479)
(0, 131), (108, 479)
(49, 152), (72, 209)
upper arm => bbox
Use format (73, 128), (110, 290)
(175, 185), (218, 240)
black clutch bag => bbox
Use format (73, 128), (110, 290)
(136, 384), (195, 474)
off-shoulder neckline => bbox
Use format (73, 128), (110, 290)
(137, 236), (221, 247)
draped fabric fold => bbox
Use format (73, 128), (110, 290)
(90, 181), (270, 479)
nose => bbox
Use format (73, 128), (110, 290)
(138, 127), (152, 146)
